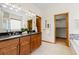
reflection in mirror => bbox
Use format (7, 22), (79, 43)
(10, 19), (21, 32)
(0, 4), (37, 34)
(0, 8), (9, 33)
(27, 20), (32, 31)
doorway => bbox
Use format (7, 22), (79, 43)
(54, 13), (69, 47)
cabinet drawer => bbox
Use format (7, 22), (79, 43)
(0, 46), (19, 55)
(20, 36), (30, 45)
(31, 35), (37, 40)
(0, 38), (19, 48)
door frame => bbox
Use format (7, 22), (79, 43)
(54, 13), (69, 47)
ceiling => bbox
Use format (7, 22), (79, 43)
(33, 3), (57, 10)
(12, 3), (61, 15)
(13, 3), (58, 12)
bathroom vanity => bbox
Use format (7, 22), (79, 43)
(0, 33), (41, 55)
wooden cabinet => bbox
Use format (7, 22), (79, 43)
(31, 33), (41, 52)
(20, 36), (30, 55)
(0, 38), (19, 55)
(36, 16), (41, 33)
(0, 33), (41, 55)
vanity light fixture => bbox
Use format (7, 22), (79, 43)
(1, 4), (7, 8)
(25, 10), (29, 13)
(10, 7), (13, 10)
(12, 5), (16, 8)
(15, 9), (18, 12)
(1, 3), (36, 16)
(3, 3), (21, 12)
(31, 13), (35, 16)
(18, 8), (21, 10)
(21, 9), (36, 16)
(14, 7), (21, 12)
(5, 3), (11, 5)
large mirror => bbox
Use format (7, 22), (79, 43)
(0, 3), (37, 34)
(9, 18), (21, 32)
(0, 8), (9, 33)
(0, 7), (22, 33)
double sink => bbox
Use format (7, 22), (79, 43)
(0, 32), (37, 41)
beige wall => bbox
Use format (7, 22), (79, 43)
(42, 3), (79, 43)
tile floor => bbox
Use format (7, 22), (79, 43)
(31, 38), (76, 55)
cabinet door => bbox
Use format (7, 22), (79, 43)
(20, 36), (30, 55)
(31, 33), (41, 52)
(31, 35), (37, 52)
(0, 38), (19, 55)
(36, 34), (41, 48)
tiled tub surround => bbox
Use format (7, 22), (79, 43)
(70, 34), (79, 54)
(70, 34), (79, 40)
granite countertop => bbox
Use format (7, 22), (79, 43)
(0, 32), (40, 41)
